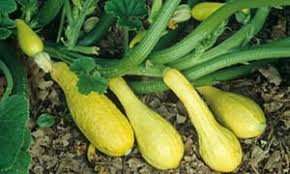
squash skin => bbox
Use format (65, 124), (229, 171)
(163, 68), (242, 172)
(197, 86), (266, 138)
(191, 2), (224, 21)
(50, 62), (134, 156)
(109, 77), (184, 170)
(16, 19), (44, 57)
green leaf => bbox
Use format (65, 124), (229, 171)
(0, 129), (32, 174)
(70, 58), (108, 94)
(0, 16), (15, 28)
(70, 58), (96, 74)
(0, 0), (17, 40)
(105, 0), (147, 30)
(21, 129), (32, 151)
(0, 28), (12, 40)
(36, 113), (56, 128)
(0, 95), (29, 170)
(0, 0), (17, 14)
(77, 72), (107, 95)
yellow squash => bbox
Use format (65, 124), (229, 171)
(191, 2), (249, 21)
(191, 2), (224, 21)
(163, 68), (242, 172)
(50, 62), (134, 156)
(16, 19), (44, 57)
(197, 86), (266, 138)
(109, 77), (184, 170)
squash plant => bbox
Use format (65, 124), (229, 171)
(2, 0), (290, 173)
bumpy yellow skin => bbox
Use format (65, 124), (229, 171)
(163, 69), (242, 173)
(16, 19), (44, 57)
(191, 2), (224, 21)
(50, 62), (134, 156)
(197, 86), (266, 138)
(109, 77), (184, 170)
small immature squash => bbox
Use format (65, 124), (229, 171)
(163, 68), (242, 172)
(109, 77), (184, 170)
(16, 19), (44, 57)
(191, 2), (224, 21)
(50, 62), (134, 156)
(197, 86), (266, 138)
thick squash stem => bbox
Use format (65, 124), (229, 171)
(149, 0), (290, 64)
(99, 0), (181, 77)
(34, 52), (52, 73)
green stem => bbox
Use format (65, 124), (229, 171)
(65, 0), (95, 48)
(64, 0), (72, 24)
(61, 50), (117, 66)
(57, 6), (66, 43)
(0, 60), (13, 101)
(149, 0), (290, 64)
(170, 7), (270, 70)
(78, 13), (116, 46)
(44, 46), (74, 63)
(153, 0), (200, 51)
(126, 63), (165, 77)
(123, 26), (129, 56)
(148, 0), (163, 24)
(184, 47), (290, 81)
(129, 60), (274, 94)
(128, 34), (290, 78)
(191, 60), (275, 86)
(257, 36), (290, 48)
(45, 45), (117, 66)
(153, 25), (182, 51)
(129, 46), (290, 94)
(98, 0), (181, 78)
(63, 46), (99, 55)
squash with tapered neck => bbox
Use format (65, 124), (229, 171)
(50, 62), (134, 156)
(109, 77), (184, 170)
(197, 86), (266, 138)
(163, 68), (242, 172)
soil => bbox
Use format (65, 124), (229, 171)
(27, 6), (290, 174)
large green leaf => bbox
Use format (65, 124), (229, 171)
(0, 0), (17, 14)
(0, 28), (12, 40)
(0, 95), (29, 170)
(0, 129), (32, 174)
(105, 0), (147, 30)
